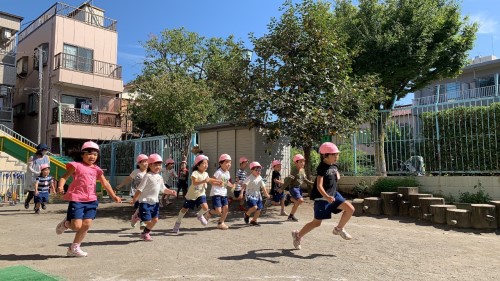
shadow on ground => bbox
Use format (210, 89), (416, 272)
(218, 248), (335, 263)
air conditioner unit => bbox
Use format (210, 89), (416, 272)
(1, 29), (12, 41)
(0, 87), (9, 97)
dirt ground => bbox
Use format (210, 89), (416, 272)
(0, 198), (499, 281)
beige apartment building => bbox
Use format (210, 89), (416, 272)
(0, 12), (23, 129)
(13, 2), (123, 155)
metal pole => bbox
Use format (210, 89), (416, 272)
(57, 102), (62, 155)
(37, 47), (43, 144)
(353, 133), (357, 176)
(434, 85), (441, 175)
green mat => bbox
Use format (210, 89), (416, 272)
(0, 265), (61, 281)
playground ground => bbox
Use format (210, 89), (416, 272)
(0, 198), (499, 281)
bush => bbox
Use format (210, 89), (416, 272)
(368, 177), (419, 196)
(458, 181), (492, 203)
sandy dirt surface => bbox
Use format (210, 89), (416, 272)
(0, 198), (499, 281)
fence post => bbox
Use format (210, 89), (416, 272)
(434, 85), (442, 175)
(110, 142), (116, 186)
(353, 133), (357, 176)
(495, 73), (499, 96)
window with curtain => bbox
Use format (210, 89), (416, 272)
(63, 44), (94, 73)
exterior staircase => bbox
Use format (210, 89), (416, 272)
(0, 151), (26, 172)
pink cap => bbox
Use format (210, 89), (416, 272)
(40, 163), (50, 170)
(319, 142), (340, 154)
(249, 161), (262, 170)
(81, 141), (99, 152)
(148, 153), (163, 164)
(165, 158), (175, 165)
(219, 154), (231, 162)
(293, 154), (305, 162)
(136, 154), (148, 163)
(271, 160), (281, 167)
(239, 156), (249, 164)
(194, 155), (209, 166)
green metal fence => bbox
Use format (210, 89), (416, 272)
(335, 96), (500, 176)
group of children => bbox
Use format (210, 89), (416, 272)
(36, 140), (354, 257)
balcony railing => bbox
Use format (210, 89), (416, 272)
(18, 2), (117, 42)
(413, 85), (499, 106)
(54, 52), (122, 79)
(52, 107), (121, 127)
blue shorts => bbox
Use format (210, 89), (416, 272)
(183, 196), (207, 210)
(211, 195), (228, 208)
(313, 192), (346, 220)
(233, 190), (245, 198)
(272, 192), (285, 203)
(246, 198), (264, 210)
(134, 201), (139, 209)
(290, 186), (303, 200)
(34, 192), (49, 204)
(139, 202), (160, 222)
(67, 200), (99, 220)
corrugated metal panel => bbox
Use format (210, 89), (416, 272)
(199, 130), (217, 174)
(216, 129), (235, 177)
(253, 129), (291, 188)
(235, 128), (252, 178)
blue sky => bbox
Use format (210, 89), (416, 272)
(2, 0), (499, 104)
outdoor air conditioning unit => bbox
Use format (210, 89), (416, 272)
(1, 28), (12, 42)
(16, 56), (28, 77)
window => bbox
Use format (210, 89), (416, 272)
(27, 93), (38, 115)
(446, 82), (460, 100)
(477, 75), (494, 88)
(61, 94), (92, 109)
(63, 44), (93, 73)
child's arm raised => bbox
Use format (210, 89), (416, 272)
(98, 174), (122, 203)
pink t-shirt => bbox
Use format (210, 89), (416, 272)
(63, 162), (103, 202)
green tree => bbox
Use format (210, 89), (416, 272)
(333, 0), (478, 175)
(249, 0), (381, 176)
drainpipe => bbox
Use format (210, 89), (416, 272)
(434, 85), (441, 175)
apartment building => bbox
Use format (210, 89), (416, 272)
(0, 12), (23, 128)
(13, 2), (123, 155)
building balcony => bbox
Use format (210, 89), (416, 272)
(54, 52), (122, 79)
(51, 107), (121, 127)
(413, 85), (499, 106)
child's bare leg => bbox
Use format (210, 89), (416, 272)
(290, 198), (303, 214)
(252, 209), (261, 221)
(246, 205), (257, 216)
(146, 217), (158, 230)
(298, 219), (322, 238)
(71, 219), (92, 244)
(336, 202), (354, 229)
(220, 205), (229, 223)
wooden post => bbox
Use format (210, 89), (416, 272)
(381, 192), (398, 216)
(429, 204), (456, 224)
(396, 186), (419, 201)
(446, 209), (472, 228)
(470, 204), (497, 229)
(362, 197), (383, 215)
(419, 197), (445, 220)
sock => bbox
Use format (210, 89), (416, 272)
(289, 213), (294, 217)
(71, 243), (80, 250)
(176, 210), (187, 223)
(197, 209), (208, 217)
(143, 227), (151, 233)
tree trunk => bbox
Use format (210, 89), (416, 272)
(373, 112), (388, 176)
(182, 133), (193, 162)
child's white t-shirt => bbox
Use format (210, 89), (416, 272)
(129, 169), (147, 197)
(185, 170), (208, 200)
(136, 172), (166, 203)
(210, 168), (231, 197)
(162, 168), (177, 187)
(244, 174), (265, 201)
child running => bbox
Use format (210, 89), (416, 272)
(205, 154), (234, 230)
(172, 155), (222, 233)
(232, 157), (249, 211)
(55, 141), (121, 257)
(242, 161), (270, 226)
(131, 154), (177, 241)
(270, 160), (287, 216)
(177, 161), (189, 198)
(292, 142), (355, 250)
(33, 163), (55, 214)
(160, 158), (177, 207)
(115, 154), (149, 229)
(283, 154), (314, 222)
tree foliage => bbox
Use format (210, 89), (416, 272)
(333, 0), (478, 175)
(249, 0), (382, 174)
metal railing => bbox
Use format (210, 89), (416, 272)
(0, 124), (38, 149)
(18, 2), (117, 42)
(51, 107), (121, 127)
(413, 85), (498, 105)
(54, 52), (122, 79)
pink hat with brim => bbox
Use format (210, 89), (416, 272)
(194, 155), (209, 166)
(40, 164), (50, 170)
(239, 156), (248, 164)
(136, 154), (148, 163)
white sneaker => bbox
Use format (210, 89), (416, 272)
(56, 218), (68, 235)
(291, 230), (302, 250)
(197, 214), (208, 226)
(280, 210), (288, 216)
(130, 213), (140, 228)
(172, 222), (181, 233)
(66, 246), (88, 257)
(332, 227), (352, 240)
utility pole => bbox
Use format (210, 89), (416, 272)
(37, 47), (43, 144)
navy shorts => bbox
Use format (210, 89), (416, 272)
(272, 192), (285, 203)
(183, 195), (207, 210)
(139, 202), (160, 221)
(67, 200), (99, 220)
(313, 192), (346, 220)
(246, 198), (264, 210)
(233, 190), (245, 198)
(290, 186), (303, 200)
(34, 192), (49, 204)
(211, 195), (228, 208)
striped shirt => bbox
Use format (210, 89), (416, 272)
(36, 176), (53, 192)
(235, 169), (247, 191)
